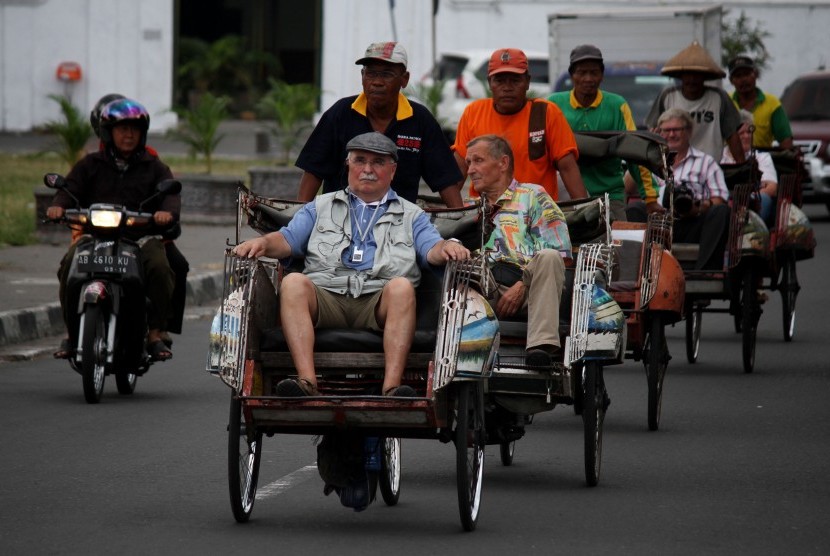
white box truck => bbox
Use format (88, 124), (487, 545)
(548, 5), (723, 126)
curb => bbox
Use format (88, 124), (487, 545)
(0, 271), (223, 348)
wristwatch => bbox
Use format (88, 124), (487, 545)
(446, 238), (461, 244)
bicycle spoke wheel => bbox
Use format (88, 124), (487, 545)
(455, 381), (485, 532)
(741, 266), (760, 374)
(228, 395), (262, 523)
(379, 437), (401, 506)
(780, 254), (799, 342)
(685, 305), (702, 364)
(646, 314), (669, 431)
(115, 371), (137, 395)
(499, 441), (515, 466)
(582, 362), (606, 487)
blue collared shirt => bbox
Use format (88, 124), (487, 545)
(280, 189), (442, 269)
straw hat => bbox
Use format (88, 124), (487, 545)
(661, 41), (726, 80)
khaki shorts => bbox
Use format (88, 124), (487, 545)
(314, 285), (383, 331)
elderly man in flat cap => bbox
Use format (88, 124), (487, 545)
(646, 41), (745, 163)
(235, 131), (470, 398)
(295, 41), (463, 208)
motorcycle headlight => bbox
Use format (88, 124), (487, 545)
(89, 209), (123, 228)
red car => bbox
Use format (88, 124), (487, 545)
(781, 70), (830, 213)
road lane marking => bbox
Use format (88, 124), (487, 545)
(256, 464), (318, 499)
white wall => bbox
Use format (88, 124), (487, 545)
(0, 0), (174, 132)
(320, 0), (830, 114)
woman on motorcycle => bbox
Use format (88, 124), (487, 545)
(47, 98), (179, 361)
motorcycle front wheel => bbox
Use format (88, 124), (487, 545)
(80, 305), (108, 404)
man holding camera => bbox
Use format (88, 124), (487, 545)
(655, 108), (729, 270)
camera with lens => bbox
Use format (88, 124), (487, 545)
(672, 181), (696, 217)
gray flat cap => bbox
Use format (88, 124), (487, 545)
(346, 132), (398, 161)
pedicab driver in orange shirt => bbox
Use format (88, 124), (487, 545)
(452, 48), (588, 202)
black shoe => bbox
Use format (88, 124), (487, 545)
(384, 385), (416, 397)
(526, 345), (560, 367)
(526, 349), (551, 367)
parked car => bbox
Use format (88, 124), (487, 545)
(780, 70), (830, 212)
(553, 61), (674, 129)
(419, 49), (550, 142)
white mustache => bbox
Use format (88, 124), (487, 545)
(359, 172), (379, 181)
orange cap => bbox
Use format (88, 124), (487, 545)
(488, 48), (528, 76)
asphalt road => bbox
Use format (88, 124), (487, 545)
(1, 206), (828, 555)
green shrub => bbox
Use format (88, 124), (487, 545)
(41, 94), (93, 170)
(257, 79), (319, 165)
(167, 92), (230, 174)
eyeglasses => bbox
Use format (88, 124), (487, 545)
(361, 69), (402, 81)
(658, 126), (689, 135)
(349, 155), (394, 169)
(738, 125), (756, 135)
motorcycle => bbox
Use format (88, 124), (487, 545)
(44, 173), (182, 403)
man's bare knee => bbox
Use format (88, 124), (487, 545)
(280, 272), (313, 297)
(384, 276), (416, 301)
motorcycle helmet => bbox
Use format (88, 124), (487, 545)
(98, 98), (150, 150)
(89, 93), (125, 138)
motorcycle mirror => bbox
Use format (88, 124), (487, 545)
(43, 173), (66, 189)
(156, 179), (182, 196)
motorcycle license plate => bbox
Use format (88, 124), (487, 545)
(76, 253), (132, 274)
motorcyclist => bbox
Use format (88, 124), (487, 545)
(88, 93), (190, 346)
(47, 98), (179, 361)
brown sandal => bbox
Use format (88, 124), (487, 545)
(54, 338), (73, 359)
(276, 378), (318, 397)
(383, 385), (416, 397)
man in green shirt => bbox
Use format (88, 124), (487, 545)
(728, 53), (793, 149)
(549, 45), (661, 221)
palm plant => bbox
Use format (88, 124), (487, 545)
(167, 92), (230, 174)
(257, 79), (319, 165)
(41, 94), (92, 169)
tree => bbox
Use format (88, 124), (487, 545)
(176, 35), (281, 114)
(721, 10), (772, 71)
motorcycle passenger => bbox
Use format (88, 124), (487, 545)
(653, 108), (730, 270)
(89, 93), (190, 346)
(47, 98), (178, 361)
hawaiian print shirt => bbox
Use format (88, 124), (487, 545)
(484, 179), (572, 268)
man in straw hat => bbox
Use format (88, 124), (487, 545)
(646, 41), (744, 163)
